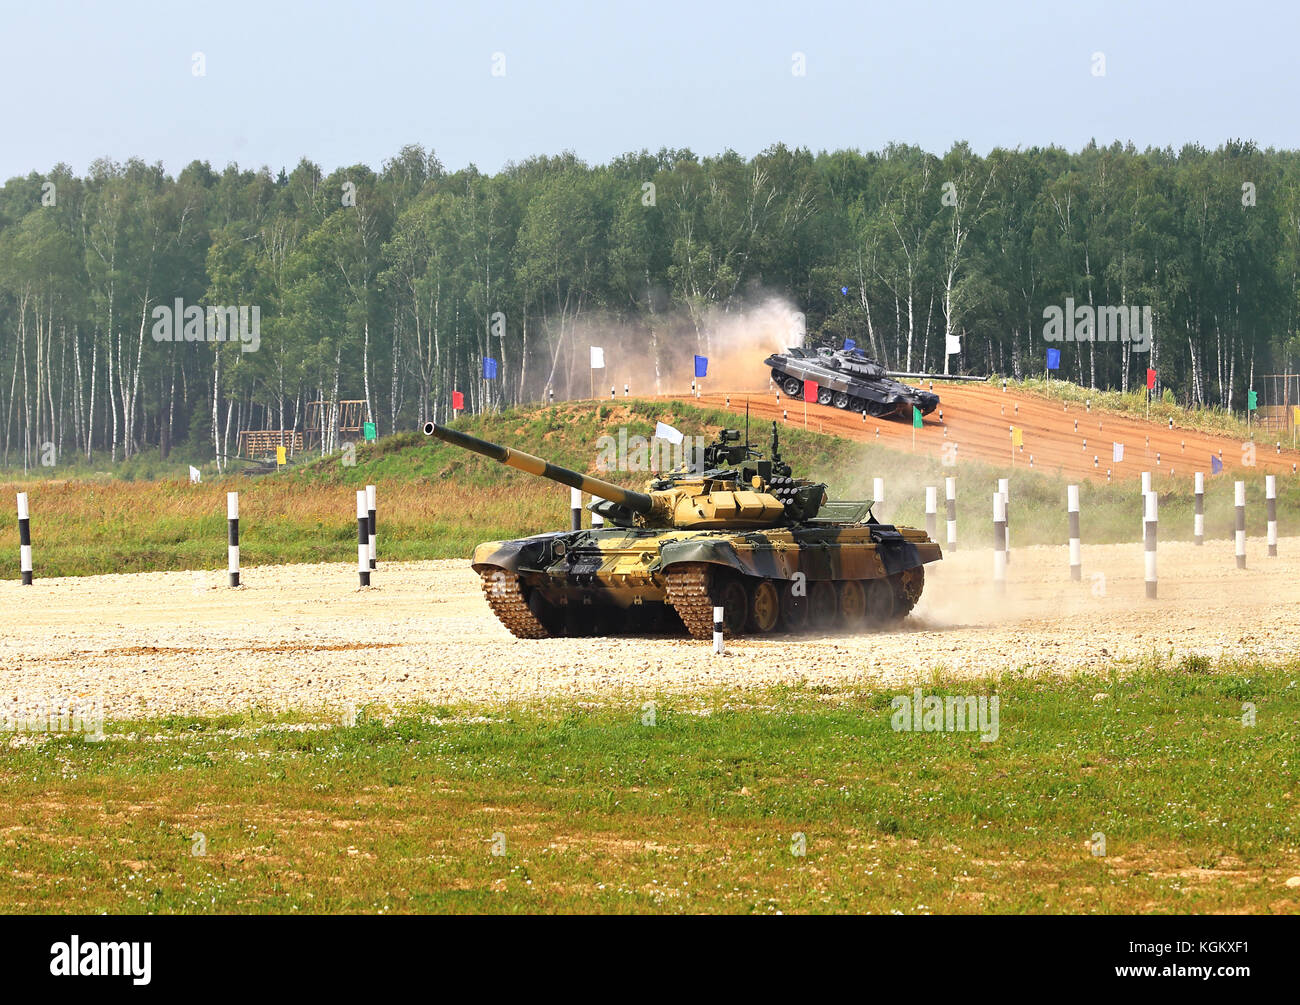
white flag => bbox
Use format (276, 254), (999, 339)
(590, 346), (605, 369)
(654, 421), (684, 445)
(1112, 442), (1124, 463)
(945, 333), (961, 355)
(189, 466), (201, 484)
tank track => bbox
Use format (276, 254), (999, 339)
(663, 563), (716, 640)
(894, 567), (925, 617)
(478, 569), (552, 639)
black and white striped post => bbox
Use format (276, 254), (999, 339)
(1267, 475), (1278, 557)
(925, 486), (937, 541)
(1234, 481), (1247, 569)
(1140, 471), (1151, 540)
(1194, 472), (1205, 546)
(713, 606), (724, 654)
(945, 476), (957, 552)
(366, 484), (377, 570)
(356, 490), (371, 587)
(998, 478), (1010, 565)
(993, 491), (1007, 593)
(1067, 484), (1081, 581)
(16, 492), (32, 585)
(873, 477), (885, 519)
(591, 495), (605, 529)
(1143, 490), (1158, 599)
(570, 486), (583, 531)
(227, 491), (240, 587)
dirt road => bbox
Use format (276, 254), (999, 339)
(683, 384), (1300, 484)
(4, 533), (1296, 722)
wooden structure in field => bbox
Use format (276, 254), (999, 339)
(304, 400), (368, 450)
(236, 400), (368, 458)
(237, 429), (304, 459)
(1256, 374), (1299, 434)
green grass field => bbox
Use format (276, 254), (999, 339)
(3, 656), (1296, 914)
(3, 397), (1298, 578)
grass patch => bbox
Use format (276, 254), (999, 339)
(2, 658), (1297, 914)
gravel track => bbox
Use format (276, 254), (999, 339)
(5, 535), (1298, 722)
(687, 385), (1300, 484)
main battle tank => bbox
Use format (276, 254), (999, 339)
(764, 343), (984, 420)
(423, 420), (942, 640)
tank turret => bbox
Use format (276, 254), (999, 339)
(424, 421), (826, 529)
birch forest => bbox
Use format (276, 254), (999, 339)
(2, 139), (1298, 469)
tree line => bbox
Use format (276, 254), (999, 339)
(2, 139), (1298, 470)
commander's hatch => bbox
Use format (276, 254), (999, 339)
(807, 499), (872, 525)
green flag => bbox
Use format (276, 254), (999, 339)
(912, 406), (923, 428)
(363, 421), (377, 441)
(1248, 390), (1258, 411)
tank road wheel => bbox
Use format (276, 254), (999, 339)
(779, 580), (809, 633)
(478, 568), (553, 639)
(808, 580), (838, 631)
(863, 578), (897, 625)
(783, 376), (803, 398)
(713, 575), (749, 637)
(891, 567), (925, 618)
(817, 387), (834, 406)
(832, 391), (851, 409)
(748, 579), (781, 634)
(837, 580), (868, 628)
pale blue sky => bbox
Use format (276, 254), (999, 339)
(4, 0), (1297, 180)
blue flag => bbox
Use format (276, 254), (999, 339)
(844, 338), (856, 352)
(694, 355), (708, 378)
(1046, 347), (1061, 371)
(482, 357), (498, 380)
(1211, 455), (1223, 475)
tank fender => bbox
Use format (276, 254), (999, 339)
(658, 537), (781, 578)
(869, 525), (923, 575)
(658, 528), (927, 581)
(471, 532), (569, 573)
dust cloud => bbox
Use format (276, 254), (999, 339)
(543, 296), (806, 400)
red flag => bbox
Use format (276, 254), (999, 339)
(452, 390), (464, 410)
(803, 379), (819, 402)
(1146, 369), (1156, 390)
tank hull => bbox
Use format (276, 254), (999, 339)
(473, 523), (941, 639)
(764, 350), (940, 418)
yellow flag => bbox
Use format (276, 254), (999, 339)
(276, 445), (287, 466)
(1011, 427), (1023, 448)
(1293, 405), (1300, 425)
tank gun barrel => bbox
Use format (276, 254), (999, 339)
(423, 422), (655, 516)
(884, 370), (988, 382)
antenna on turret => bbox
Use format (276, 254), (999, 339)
(745, 400), (750, 454)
